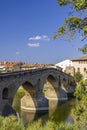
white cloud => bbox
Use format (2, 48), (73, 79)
(16, 51), (20, 55)
(27, 43), (40, 47)
(28, 35), (50, 41)
(29, 36), (41, 40)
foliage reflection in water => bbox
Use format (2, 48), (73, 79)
(13, 90), (76, 125)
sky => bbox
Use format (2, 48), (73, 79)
(0, 0), (86, 64)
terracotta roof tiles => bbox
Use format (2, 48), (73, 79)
(0, 61), (23, 67)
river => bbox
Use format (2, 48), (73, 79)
(13, 96), (76, 125)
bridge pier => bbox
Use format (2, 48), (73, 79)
(0, 100), (8, 114)
(21, 94), (48, 111)
(0, 86), (10, 115)
(58, 87), (68, 101)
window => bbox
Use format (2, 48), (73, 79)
(77, 68), (80, 72)
(84, 68), (86, 72)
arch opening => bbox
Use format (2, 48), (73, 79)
(61, 78), (68, 91)
(12, 81), (37, 113)
(2, 88), (8, 100)
(22, 81), (36, 98)
(43, 75), (58, 99)
(12, 86), (25, 112)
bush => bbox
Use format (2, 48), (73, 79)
(73, 80), (87, 129)
(74, 72), (83, 83)
(0, 115), (78, 130)
(0, 115), (25, 130)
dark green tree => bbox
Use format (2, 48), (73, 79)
(74, 72), (83, 83)
(73, 80), (87, 129)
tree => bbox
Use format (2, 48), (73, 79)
(53, 0), (87, 54)
(74, 72), (83, 83)
(73, 80), (87, 129)
(78, 44), (87, 54)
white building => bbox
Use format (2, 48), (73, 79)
(0, 65), (8, 73)
(55, 59), (73, 72)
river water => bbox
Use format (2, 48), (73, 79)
(13, 97), (76, 125)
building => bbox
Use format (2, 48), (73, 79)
(0, 65), (8, 73)
(0, 61), (23, 72)
(55, 59), (73, 72)
(21, 64), (62, 71)
(65, 66), (75, 76)
(55, 56), (87, 79)
(71, 56), (87, 79)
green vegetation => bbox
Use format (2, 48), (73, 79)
(0, 115), (78, 130)
(0, 115), (25, 130)
(13, 87), (25, 112)
(26, 120), (76, 130)
(53, 1), (87, 127)
(42, 85), (48, 96)
(78, 44), (87, 54)
(53, 0), (87, 54)
(74, 72), (83, 83)
(16, 87), (25, 98)
(73, 79), (87, 129)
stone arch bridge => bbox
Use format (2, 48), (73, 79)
(0, 68), (75, 114)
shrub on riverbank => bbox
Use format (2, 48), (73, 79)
(72, 80), (87, 129)
(27, 120), (77, 130)
(0, 115), (25, 130)
(0, 115), (78, 130)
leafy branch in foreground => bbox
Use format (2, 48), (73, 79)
(78, 44), (87, 54)
(53, 0), (87, 54)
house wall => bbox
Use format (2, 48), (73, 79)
(65, 67), (75, 76)
(12, 65), (21, 71)
(72, 61), (87, 79)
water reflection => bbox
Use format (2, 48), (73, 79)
(21, 111), (36, 124)
(21, 110), (48, 125)
(48, 99), (75, 123)
(13, 99), (75, 125)
(49, 99), (58, 117)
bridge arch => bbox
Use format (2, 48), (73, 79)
(12, 80), (38, 111)
(42, 74), (58, 99)
(22, 81), (36, 98)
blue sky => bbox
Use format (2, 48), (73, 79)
(0, 0), (86, 64)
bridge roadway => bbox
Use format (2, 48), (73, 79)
(0, 67), (76, 115)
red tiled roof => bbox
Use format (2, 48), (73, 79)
(0, 61), (23, 67)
